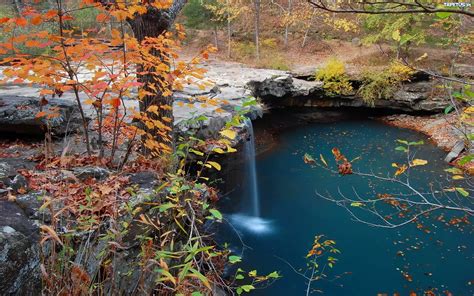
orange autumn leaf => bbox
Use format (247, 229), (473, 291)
(44, 10), (58, 19)
(30, 15), (42, 25)
(15, 18), (28, 27)
(110, 98), (121, 108)
(96, 13), (108, 22)
(35, 111), (47, 118)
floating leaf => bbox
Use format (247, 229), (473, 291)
(228, 255), (242, 264)
(267, 271), (280, 279)
(350, 202), (364, 207)
(452, 175), (464, 180)
(411, 159), (428, 166)
(445, 167), (463, 174)
(303, 153), (316, 164)
(396, 139), (408, 145)
(455, 187), (469, 197)
(395, 146), (408, 152)
(320, 154), (328, 167)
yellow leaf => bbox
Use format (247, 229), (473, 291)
(395, 164), (408, 176)
(452, 175), (464, 180)
(392, 29), (401, 42)
(411, 159), (428, 167)
(320, 154), (328, 167)
(213, 148), (225, 154)
(220, 129), (236, 140)
(207, 161), (221, 171)
(226, 145), (237, 153)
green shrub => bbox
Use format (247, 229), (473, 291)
(358, 61), (415, 106)
(316, 57), (353, 95)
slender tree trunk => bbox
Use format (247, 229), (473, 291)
(227, 18), (232, 58)
(127, 2), (187, 154)
(214, 26), (219, 49)
(302, 9), (316, 48)
(13, 0), (23, 15)
(284, 0), (292, 49)
(254, 0), (260, 61)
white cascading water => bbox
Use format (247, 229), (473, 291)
(244, 118), (260, 217)
(230, 118), (272, 234)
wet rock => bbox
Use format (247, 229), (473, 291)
(0, 199), (41, 295)
(0, 95), (87, 136)
(445, 140), (465, 163)
(73, 166), (110, 181)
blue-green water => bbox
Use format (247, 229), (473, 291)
(218, 119), (473, 295)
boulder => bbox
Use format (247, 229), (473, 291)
(0, 158), (36, 192)
(445, 140), (465, 163)
(0, 198), (41, 295)
(0, 95), (87, 136)
(72, 166), (111, 181)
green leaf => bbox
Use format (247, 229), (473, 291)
(459, 154), (474, 165)
(408, 140), (424, 146)
(158, 203), (176, 213)
(209, 209), (223, 220)
(455, 187), (469, 197)
(396, 139), (408, 145)
(350, 202), (364, 207)
(436, 11), (452, 19)
(241, 285), (255, 293)
(267, 271), (280, 279)
(444, 105), (454, 114)
(243, 99), (257, 107)
(235, 274), (244, 280)
(395, 146), (408, 152)
(228, 255), (242, 264)
(191, 292), (203, 296)
(248, 270), (257, 277)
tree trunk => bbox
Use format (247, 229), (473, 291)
(254, 0), (260, 61)
(214, 26), (219, 49)
(302, 9), (316, 48)
(127, 2), (187, 154)
(13, 0), (23, 15)
(227, 19), (232, 58)
(284, 0), (292, 49)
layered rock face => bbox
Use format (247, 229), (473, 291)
(247, 74), (448, 113)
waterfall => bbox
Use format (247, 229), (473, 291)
(244, 118), (260, 217)
(229, 118), (271, 234)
